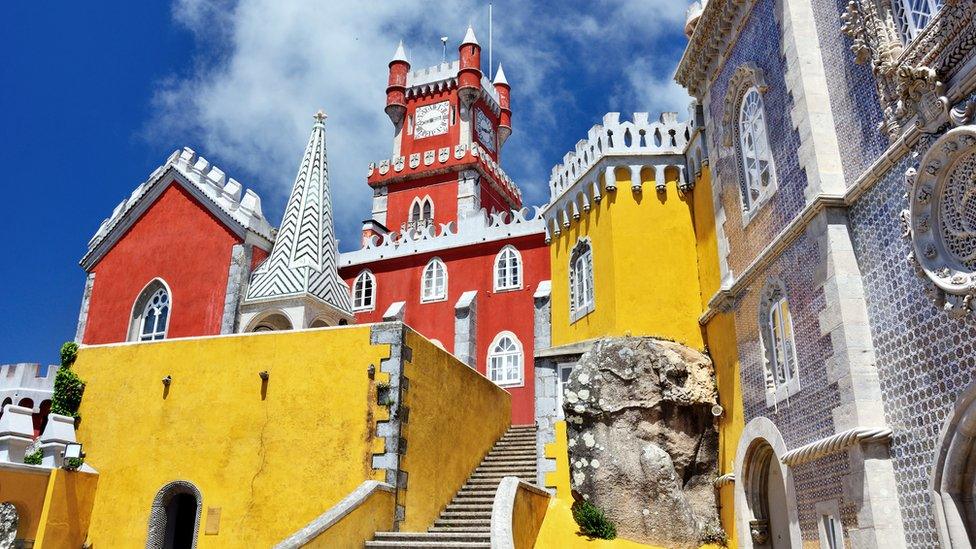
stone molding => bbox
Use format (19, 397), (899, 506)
(902, 125), (976, 316)
(81, 147), (273, 271)
(146, 480), (203, 549)
(74, 272), (95, 343)
(721, 63), (769, 148)
(779, 427), (893, 467)
(272, 480), (395, 549)
(841, 0), (976, 140)
(489, 476), (551, 549)
(931, 378), (976, 547)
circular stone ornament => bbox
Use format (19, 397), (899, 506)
(906, 125), (976, 316)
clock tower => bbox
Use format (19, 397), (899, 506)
(365, 26), (518, 241)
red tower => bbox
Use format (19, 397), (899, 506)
(340, 30), (548, 424)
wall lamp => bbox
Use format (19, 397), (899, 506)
(162, 375), (172, 387)
(259, 371), (269, 381)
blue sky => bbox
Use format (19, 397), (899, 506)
(0, 0), (690, 363)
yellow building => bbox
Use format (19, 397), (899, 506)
(533, 111), (744, 547)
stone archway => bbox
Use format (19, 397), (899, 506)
(147, 481), (202, 549)
(932, 380), (976, 547)
(734, 417), (802, 549)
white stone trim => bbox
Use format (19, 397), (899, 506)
(487, 331), (524, 388)
(420, 257), (448, 303)
(492, 245), (523, 292)
(273, 480), (395, 549)
(780, 427), (893, 467)
(489, 476), (550, 549)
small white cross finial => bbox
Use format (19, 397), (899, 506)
(314, 109), (328, 123)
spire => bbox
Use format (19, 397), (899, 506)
(242, 110), (353, 323)
(391, 40), (408, 63)
(493, 63), (508, 85)
(461, 25), (479, 46)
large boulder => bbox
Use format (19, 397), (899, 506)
(564, 337), (720, 547)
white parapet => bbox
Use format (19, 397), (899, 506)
(40, 413), (77, 468)
(0, 405), (36, 464)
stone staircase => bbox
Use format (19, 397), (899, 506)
(365, 424), (538, 548)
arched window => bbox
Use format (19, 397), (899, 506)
(147, 481), (202, 549)
(408, 196), (434, 231)
(738, 87), (777, 214)
(353, 270), (376, 311)
(249, 312), (293, 332)
(129, 280), (171, 342)
(892, 0), (943, 42)
(421, 258), (447, 302)
(569, 239), (595, 322)
(759, 281), (799, 407)
(487, 332), (523, 386)
(494, 246), (522, 291)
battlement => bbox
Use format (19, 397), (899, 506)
(367, 142), (522, 205)
(0, 363), (58, 391)
(403, 60), (501, 113)
(341, 206), (545, 267)
(547, 112), (691, 204)
(82, 147), (275, 269)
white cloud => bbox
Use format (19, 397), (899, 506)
(150, 0), (692, 250)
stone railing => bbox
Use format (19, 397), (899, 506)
(547, 112), (690, 203)
(489, 476), (550, 549)
(273, 480), (395, 548)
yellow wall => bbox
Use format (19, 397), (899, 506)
(398, 330), (511, 530)
(74, 326), (391, 548)
(35, 468), (99, 549)
(511, 483), (549, 549)
(550, 167), (705, 349)
(0, 465), (50, 543)
(304, 483), (395, 549)
(691, 166), (744, 547)
(544, 420), (572, 502)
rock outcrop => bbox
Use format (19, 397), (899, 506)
(564, 337), (720, 548)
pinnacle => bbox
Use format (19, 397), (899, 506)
(391, 40), (408, 63)
(493, 64), (509, 86)
(461, 25), (479, 47)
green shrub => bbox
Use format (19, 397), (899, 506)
(24, 449), (42, 465)
(51, 341), (86, 418)
(572, 499), (617, 540)
(64, 457), (84, 471)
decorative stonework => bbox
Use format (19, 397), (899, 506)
(0, 503), (17, 548)
(903, 125), (976, 317)
(146, 481), (202, 549)
(841, 0), (976, 140)
(721, 63), (768, 148)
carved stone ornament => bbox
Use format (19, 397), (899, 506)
(841, 0), (976, 141)
(749, 519), (770, 544)
(903, 125), (976, 317)
(721, 63), (769, 148)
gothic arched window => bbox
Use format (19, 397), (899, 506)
(759, 281), (800, 407)
(421, 258), (447, 302)
(494, 246), (522, 291)
(738, 86), (777, 214)
(487, 332), (523, 386)
(129, 279), (171, 342)
(352, 270), (376, 311)
(569, 238), (595, 322)
(892, 0), (944, 43)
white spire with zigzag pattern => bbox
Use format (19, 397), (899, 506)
(242, 110), (353, 320)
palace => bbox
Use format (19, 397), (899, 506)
(1, 0), (975, 547)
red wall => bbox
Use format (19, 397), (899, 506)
(385, 174), (459, 232)
(342, 233), (549, 424)
(83, 183), (242, 344)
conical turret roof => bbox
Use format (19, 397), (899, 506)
(391, 40), (408, 63)
(461, 25), (479, 46)
(493, 64), (509, 86)
(244, 110), (353, 315)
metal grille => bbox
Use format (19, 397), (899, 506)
(940, 150), (976, 270)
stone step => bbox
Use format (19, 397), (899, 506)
(428, 526), (491, 533)
(374, 532), (490, 542)
(434, 518), (491, 527)
(483, 451), (536, 457)
(467, 474), (535, 481)
(444, 504), (493, 512)
(365, 542), (489, 548)
(440, 511), (492, 519)
(475, 464), (536, 471)
(490, 443), (536, 450)
(453, 494), (496, 501)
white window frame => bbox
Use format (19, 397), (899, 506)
(487, 331), (524, 387)
(421, 258), (448, 302)
(352, 270), (376, 311)
(738, 86), (777, 220)
(815, 500), (844, 549)
(760, 285), (801, 407)
(892, 0), (944, 43)
(569, 238), (595, 323)
(493, 245), (523, 292)
(128, 278), (172, 342)
(555, 362), (574, 420)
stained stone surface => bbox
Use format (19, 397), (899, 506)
(0, 502), (18, 548)
(564, 337), (719, 548)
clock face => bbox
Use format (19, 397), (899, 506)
(475, 109), (496, 153)
(414, 101), (450, 139)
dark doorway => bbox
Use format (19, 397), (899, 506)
(163, 492), (197, 548)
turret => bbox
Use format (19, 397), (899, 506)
(685, 1), (705, 39)
(457, 26), (482, 109)
(385, 41), (410, 126)
(494, 64), (512, 148)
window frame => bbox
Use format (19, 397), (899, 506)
(892, 0), (944, 43)
(759, 282), (800, 407)
(493, 245), (523, 292)
(487, 331), (524, 387)
(569, 238), (595, 323)
(555, 362), (574, 420)
(737, 86), (778, 221)
(128, 278), (172, 343)
(421, 257), (448, 303)
(352, 270), (376, 311)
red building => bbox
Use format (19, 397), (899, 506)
(76, 148), (274, 344)
(338, 28), (550, 424)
